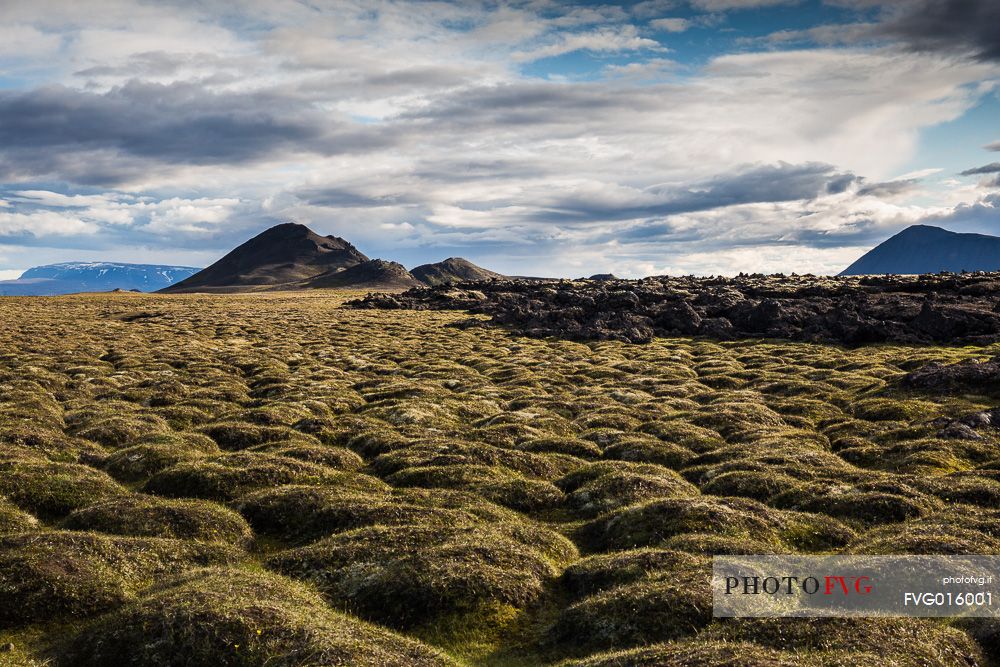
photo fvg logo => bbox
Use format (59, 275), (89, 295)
(724, 575), (873, 596)
(714, 556), (1000, 618)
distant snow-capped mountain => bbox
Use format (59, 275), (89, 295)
(0, 262), (201, 295)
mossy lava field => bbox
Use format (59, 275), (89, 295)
(3, 290), (1000, 666)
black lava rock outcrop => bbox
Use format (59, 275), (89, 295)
(348, 273), (1000, 346)
(903, 356), (1000, 393)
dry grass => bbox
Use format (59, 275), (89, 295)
(0, 290), (997, 665)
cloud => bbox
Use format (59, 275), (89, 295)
(651, 18), (691, 32)
(145, 197), (241, 234)
(0, 81), (399, 186)
(960, 162), (1000, 176)
(856, 178), (921, 197)
(987, 140), (1000, 151)
(870, 0), (1000, 62)
(0, 25), (62, 59)
(0, 0), (995, 276)
(816, 1), (1000, 61)
(0, 210), (96, 237)
(511, 26), (662, 62)
(692, 0), (800, 10)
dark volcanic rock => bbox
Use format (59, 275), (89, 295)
(903, 357), (1000, 393)
(348, 273), (1000, 346)
(933, 408), (1000, 439)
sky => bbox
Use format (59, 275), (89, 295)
(0, 0), (998, 279)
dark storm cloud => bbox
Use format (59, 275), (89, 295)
(960, 162), (1000, 176)
(856, 178), (920, 196)
(860, 0), (1000, 61)
(397, 81), (664, 128)
(528, 162), (857, 224)
(294, 188), (422, 208)
(0, 81), (401, 186)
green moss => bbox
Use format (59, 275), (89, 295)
(58, 567), (456, 666)
(560, 549), (703, 599)
(701, 470), (803, 502)
(558, 641), (803, 667)
(0, 498), (38, 534)
(771, 481), (940, 525)
(702, 617), (984, 666)
(248, 441), (364, 470)
(64, 495), (253, 543)
(603, 436), (694, 469)
(387, 464), (565, 513)
(144, 452), (354, 501)
(267, 521), (576, 630)
(0, 460), (127, 519)
(0, 530), (241, 628)
(548, 564), (711, 652)
(71, 413), (171, 448)
(558, 462), (699, 517)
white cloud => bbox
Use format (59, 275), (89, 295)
(650, 18), (691, 32)
(0, 25), (61, 59)
(145, 197), (241, 234)
(512, 26), (663, 62)
(0, 210), (96, 236)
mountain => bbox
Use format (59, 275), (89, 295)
(841, 225), (1000, 276)
(0, 263), (200, 296)
(306, 259), (423, 290)
(162, 223), (368, 293)
(411, 257), (504, 286)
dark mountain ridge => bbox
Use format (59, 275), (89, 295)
(162, 223), (368, 293)
(306, 259), (423, 290)
(159, 223), (505, 293)
(840, 225), (1000, 275)
(411, 257), (503, 286)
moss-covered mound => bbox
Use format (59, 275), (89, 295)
(558, 461), (699, 517)
(0, 497), (38, 534)
(0, 530), (241, 627)
(144, 452), (356, 501)
(387, 463), (566, 512)
(701, 617), (984, 666)
(560, 548), (703, 598)
(0, 460), (127, 519)
(59, 568), (456, 666)
(64, 495), (253, 543)
(236, 484), (518, 544)
(558, 640), (804, 667)
(579, 496), (854, 553)
(549, 564), (712, 652)
(267, 521), (577, 629)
